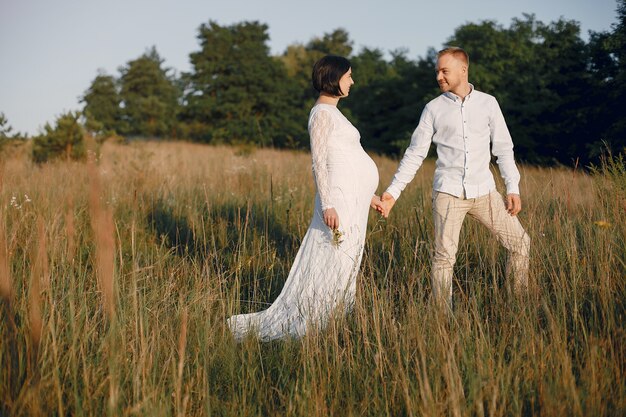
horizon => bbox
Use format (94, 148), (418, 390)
(0, 0), (619, 136)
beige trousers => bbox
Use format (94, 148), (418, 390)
(431, 190), (530, 305)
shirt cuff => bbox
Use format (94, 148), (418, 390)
(385, 186), (401, 201)
(505, 183), (520, 195)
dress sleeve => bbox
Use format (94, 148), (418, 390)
(308, 109), (334, 210)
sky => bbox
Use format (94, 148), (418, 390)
(0, 0), (620, 136)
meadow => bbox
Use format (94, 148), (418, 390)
(0, 140), (624, 416)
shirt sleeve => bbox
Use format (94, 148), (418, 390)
(385, 106), (435, 200)
(489, 98), (521, 195)
(309, 109), (334, 210)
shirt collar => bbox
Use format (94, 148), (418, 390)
(444, 83), (475, 102)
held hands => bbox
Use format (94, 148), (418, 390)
(375, 192), (396, 218)
(368, 192), (396, 218)
(506, 193), (522, 216)
(370, 195), (391, 218)
(326, 194), (397, 229)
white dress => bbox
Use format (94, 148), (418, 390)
(227, 103), (379, 341)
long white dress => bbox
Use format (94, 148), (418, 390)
(227, 103), (379, 341)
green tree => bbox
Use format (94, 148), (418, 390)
(307, 29), (353, 57)
(183, 21), (305, 146)
(32, 111), (85, 163)
(0, 112), (13, 137)
(272, 29), (357, 148)
(119, 47), (180, 138)
(349, 48), (390, 86)
(445, 17), (540, 161)
(81, 71), (122, 136)
(534, 18), (596, 163)
(0, 113), (27, 145)
(281, 29), (355, 109)
(588, 0), (626, 156)
(344, 48), (438, 154)
(0, 112), (14, 151)
(447, 15), (595, 164)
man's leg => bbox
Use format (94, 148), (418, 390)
(468, 191), (531, 292)
(431, 191), (472, 307)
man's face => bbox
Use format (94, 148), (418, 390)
(436, 54), (466, 93)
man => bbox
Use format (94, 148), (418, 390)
(378, 47), (530, 307)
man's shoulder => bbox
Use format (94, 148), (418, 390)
(426, 94), (446, 105)
(471, 89), (498, 104)
(424, 94), (447, 111)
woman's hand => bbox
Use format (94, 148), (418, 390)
(323, 208), (340, 230)
(370, 195), (383, 212)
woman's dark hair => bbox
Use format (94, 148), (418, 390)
(311, 55), (351, 96)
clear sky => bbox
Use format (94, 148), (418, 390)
(0, 0), (620, 136)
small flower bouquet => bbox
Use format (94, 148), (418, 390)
(331, 228), (344, 247)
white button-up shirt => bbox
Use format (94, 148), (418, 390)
(386, 85), (521, 200)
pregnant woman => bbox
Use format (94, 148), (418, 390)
(227, 55), (381, 341)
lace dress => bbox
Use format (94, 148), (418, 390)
(227, 103), (379, 341)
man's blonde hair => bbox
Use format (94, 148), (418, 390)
(438, 47), (469, 66)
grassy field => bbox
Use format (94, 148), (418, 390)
(0, 141), (624, 416)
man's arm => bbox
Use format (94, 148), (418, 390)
(378, 107), (435, 217)
(490, 97), (522, 215)
(384, 106), (435, 203)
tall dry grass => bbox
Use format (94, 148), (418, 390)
(0, 140), (624, 416)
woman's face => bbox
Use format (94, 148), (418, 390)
(338, 68), (354, 97)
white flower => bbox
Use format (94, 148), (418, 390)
(10, 195), (21, 210)
(331, 228), (344, 247)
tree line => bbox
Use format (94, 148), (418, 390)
(6, 0), (624, 165)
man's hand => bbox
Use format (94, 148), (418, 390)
(323, 207), (340, 230)
(506, 193), (522, 216)
(377, 192), (396, 218)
